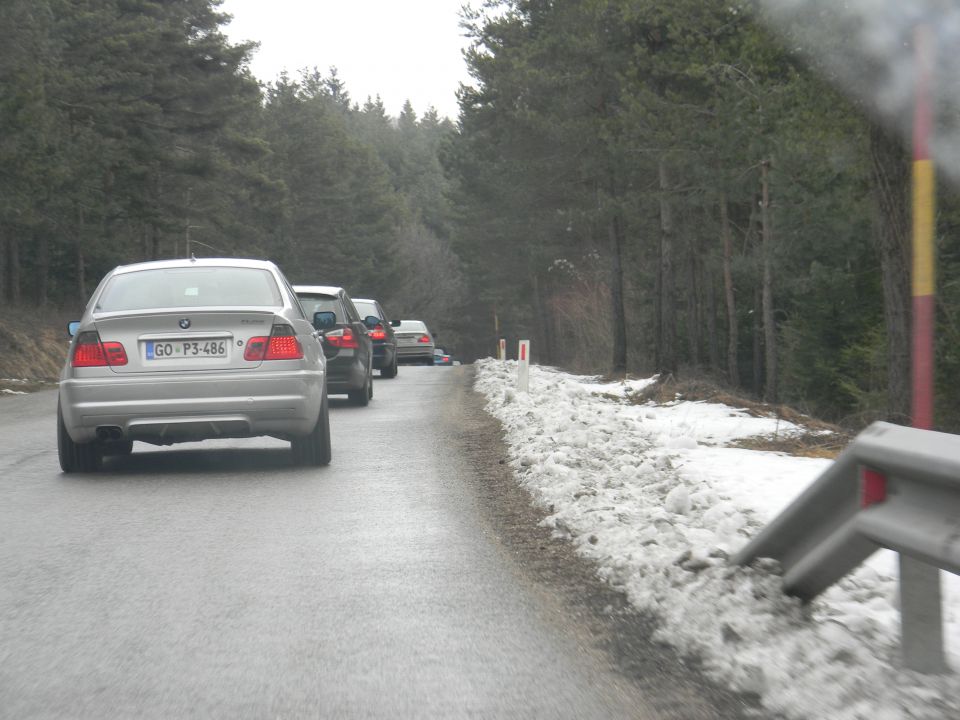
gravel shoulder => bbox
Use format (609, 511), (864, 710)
(448, 366), (761, 720)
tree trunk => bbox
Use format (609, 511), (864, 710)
(608, 211), (628, 376)
(720, 193), (739, 387)
(753, 283), (763, 396)
(658, 156), (677, 375)
(654, 228), (663, 372)
(9, 236), (20, 305)
(36, 232), (49, 306)
(0, 227), (7, 303)
(869, 123), (912, 423)
(704, 238), (720, 374)
(76, 205), (87, 301)
(531, 270), (555, 366)
(686, 236), (700, 368)
(150, 224), (161, 260)
(760, 159), (777, 403)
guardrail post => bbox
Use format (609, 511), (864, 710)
(900, 555), (948, 673)
(735, 422), (960, 675)
(498, 338), (506, 361)
(517, 340), (530, 392)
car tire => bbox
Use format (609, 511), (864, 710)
(381, 355), (398, 379)
(348, 371), (371, 406)
(291, 389), (331, 466)
(103, 440), (134, 457)
(57, 399), (102, 473)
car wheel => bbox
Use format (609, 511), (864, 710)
(291, 389), (331, 466)
(381, 355), (398, 378)
(348, 372), (370, 406)
(57, 399), (102, 473)
(103, 440), (134, 457)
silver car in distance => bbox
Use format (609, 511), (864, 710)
(58, 258), (330, 472)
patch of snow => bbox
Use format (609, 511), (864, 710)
(475, 358), (960, 720)
(1, 388), (26, 395)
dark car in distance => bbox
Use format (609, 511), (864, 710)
(294, 285), (375, 406)
(352, 298), (398, 378)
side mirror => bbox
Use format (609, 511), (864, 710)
(363, 315), (380, 330)
(313, 311), (337, 330)
(390, 320), (400, 327)
(67, 321), (81, 338)
(432, 332), (439, 342)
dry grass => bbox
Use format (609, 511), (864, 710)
(730, 433), (851, 459)
(0, 310), (71, 392)
(626, 374), (853, 460)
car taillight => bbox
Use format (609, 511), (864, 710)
(266, 335), (303, 360)
(72, 332), (127, 367)
(325, 327), (359, 349)
(244, 337), (269, 361)
(417, 334), (431, 344)
(245, 325), (304, 361)
(103, 342), (128, 366)
(369, 325), (386, 341)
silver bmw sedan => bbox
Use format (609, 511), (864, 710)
(57, 258), (330, 472)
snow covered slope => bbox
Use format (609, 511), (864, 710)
(475, 359), (960, 720)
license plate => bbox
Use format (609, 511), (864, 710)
(399, 337), (417, 346)
(145, 339), (228, 360)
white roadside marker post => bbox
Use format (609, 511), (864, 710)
(498, 338), (506, 361)
(518, 340), (530, 392)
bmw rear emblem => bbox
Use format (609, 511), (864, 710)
(179, 318), (191, 330)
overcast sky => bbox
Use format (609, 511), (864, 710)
(219, 0), (473, 120)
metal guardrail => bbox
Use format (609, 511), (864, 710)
(733, 421), (960, 673)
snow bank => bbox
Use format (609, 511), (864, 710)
(475, 359), (960, 720)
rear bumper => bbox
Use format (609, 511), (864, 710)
(59, 368), (324, 444)
(397, 346), (433, 362)
(325, 352), (368, 394)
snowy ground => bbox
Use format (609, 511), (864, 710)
(475, 359), (960, 720)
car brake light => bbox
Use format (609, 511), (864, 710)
(72, 332), (127, 367)
(266, 335), (303, 360)
(72, 333), (106, 367)
(325, 327), (359, 349)
(245, 325), (304, 361)
(369, 325), (386, 341)
(417, 334), (431, 344)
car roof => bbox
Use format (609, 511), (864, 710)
(293, 285), (344, 296)
(111, 257), (281, 275)
(351, 298), (378, 304)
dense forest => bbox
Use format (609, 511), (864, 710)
(3, 0), (960, 430)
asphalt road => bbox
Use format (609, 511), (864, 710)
(0, 366), (752, 719)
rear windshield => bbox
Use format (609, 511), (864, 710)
(96, 267), (282, 312)
(397, 321), (427, 332)
(354, 301), (380, 319)
(298, 294), (344, 322)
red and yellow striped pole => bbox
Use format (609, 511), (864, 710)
(901, 23), (946, 677)
(912, 24), (935, 431)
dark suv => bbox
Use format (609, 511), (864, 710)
(352, 298), (398, 378)
(294, 285), (375, 406)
